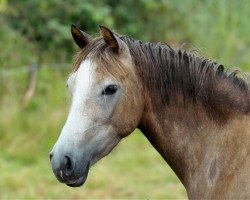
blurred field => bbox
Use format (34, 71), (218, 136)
(0, 0), (250, 199)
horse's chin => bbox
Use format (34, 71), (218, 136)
(66, 175), (87, 187)
(66, 162), (90, 187)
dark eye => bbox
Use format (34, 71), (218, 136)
(102, 85), (118, 95)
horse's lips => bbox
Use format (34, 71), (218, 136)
(66, 162), (90, 187)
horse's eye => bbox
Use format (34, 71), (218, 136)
(102, 85), (118, 95)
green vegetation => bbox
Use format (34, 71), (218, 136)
(0, 0), (249, 199)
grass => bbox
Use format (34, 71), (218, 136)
(0, 131), (187, 199)
(0, 67), (187, 199)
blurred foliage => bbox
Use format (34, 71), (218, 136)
(3, 0), (114, 63)
(0, 17), (35, 68)
(1, 0), (250, 69)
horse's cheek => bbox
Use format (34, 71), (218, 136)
(115, 93), (142, 137)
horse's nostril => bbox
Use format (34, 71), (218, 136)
(49, 152), (54, 161)
(64, 155), (73, 172)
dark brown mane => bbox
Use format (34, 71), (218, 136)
(72, 34), (250, 121)
(120, 36), (250, 118)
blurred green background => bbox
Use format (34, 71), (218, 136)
(0, 0), (249, 199)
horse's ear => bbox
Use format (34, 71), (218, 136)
(71, 24), (92, 49)
(99, 25), (120, 52)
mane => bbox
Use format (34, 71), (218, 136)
(72, 35), (250, 121)
(119, 36), (250, 119)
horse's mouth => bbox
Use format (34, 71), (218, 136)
(66, 162), (90, 187)
(66, 175), (87, 187)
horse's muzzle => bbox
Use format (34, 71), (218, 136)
(50, 151), (90, 187)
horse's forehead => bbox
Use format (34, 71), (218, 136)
(70, 58), (109, 87)
(71, 49), (135, 85)
(74, 59), (95, 89)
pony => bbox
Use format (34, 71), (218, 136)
(50, 25), (250, 199)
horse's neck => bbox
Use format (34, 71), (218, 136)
(138, 99), (250, 198)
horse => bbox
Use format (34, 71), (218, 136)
(50, 25), (250, 199)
